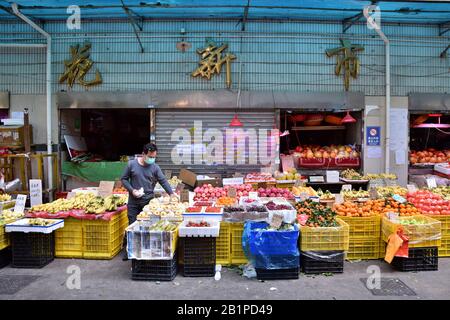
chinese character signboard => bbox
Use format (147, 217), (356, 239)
(59, 42), (103, 88)
(366, 126), (381, 146)
(191, 40), (236, 88)
(325, 39), (364, 91)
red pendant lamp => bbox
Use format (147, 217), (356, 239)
(413, 113), (450, 128)
(341, 111), (357, 124)
(229, 114), (243, 127)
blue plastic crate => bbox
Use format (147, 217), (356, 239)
(245, 222), (299, 256)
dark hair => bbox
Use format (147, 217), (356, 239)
(143, 143), (158, 154)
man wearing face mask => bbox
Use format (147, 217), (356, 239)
(121, 142), (177, 226)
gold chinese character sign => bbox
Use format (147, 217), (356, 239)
(191, 41), (236, 88)
(326, 39), (364, 91)
(59, 42), (103, 88)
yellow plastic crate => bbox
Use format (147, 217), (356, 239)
(340, 216), (381, 238)
(300, 218), (350, 251)
(216, 222), (231, 266)
(0, 225), (9, 250)
(438, 236), (450, 257)
(381, 215), (441, 248)
(379, 240), (386, 259)
(83, 213), (122, 259)
(119, 210), (129, 238)
(276, 182), (295, 189)
(55, 218), (83, 258)
(429, 215), (450, 238)
(346, 237), (384, 260)
(230, 222), (248, 265)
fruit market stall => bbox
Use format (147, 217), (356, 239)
(25, 193), (129, 259)
(408, 110), (450, 188)
(278, 110), (364, 192)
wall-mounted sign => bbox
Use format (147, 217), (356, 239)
(366, 126), (381, 146)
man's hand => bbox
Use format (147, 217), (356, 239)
(132, 188), (144, 198)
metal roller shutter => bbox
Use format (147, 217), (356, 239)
(156, 109), (276, 176)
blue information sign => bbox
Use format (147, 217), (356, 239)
(366, 126), (381, 146)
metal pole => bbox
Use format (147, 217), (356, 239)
(12, 3), (53, 198)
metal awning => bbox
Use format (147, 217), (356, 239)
(56, 90), (364, 110)
(0, 0), (449, 25)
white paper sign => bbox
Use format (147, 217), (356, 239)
(326, 171), (340, 183)
(426, 178), (437, 189)
(29, 179), (42, 207)
(367, 146), (382, 159)
(407, 184), (417, 193)
(249, 192), (258, 200)
(395, 150), (406, 165)
(389, 109), (408, 151)
(14, 194), (27, 214)
(222, 177), (244, 186)
(188, 191), (195, 206)
(335, 194), (344, 204)
(342, 184), (352, 191)
(309, 176), (324, 183)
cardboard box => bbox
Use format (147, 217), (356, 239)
(179, 169), (222, 188)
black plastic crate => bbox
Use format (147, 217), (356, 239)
(391, 247), (438, 272)
(254, 254), (300, 269)
(256, 267), (299, 280)
(300, 250), (344, 274)
(178, 237), (216, 265)
(180, 263), (215, 277)
(0, 248), (11, 269)
(131, 254), (177, 281)
(178, 237), (216, 277)
(10, 232), (55, 268)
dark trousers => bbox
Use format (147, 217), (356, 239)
(123, 198), (152, 250)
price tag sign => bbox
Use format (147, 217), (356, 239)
(222, 177), (244, 186)
(98, 181), (114, 198)
(309, 176), (324, 183)
(270, 213), (283, 229)
(369, 188), (379, 200)
(392, 194), (406, 204)
(29, 179), (42, 207)
(426, 178), (437, 189)
(407, 184), (417, 193)
(342, 184), (352, 192)
(227, 187), (237, 198)
(335, 194), (344, 204)
(188, 191), (195, 206)
(249, 192), (258, 200)
(66, 192), (76, 200)
(14, 194), (27, 214)
(180, 190), (189, 203)
(326, 171), (340, 183)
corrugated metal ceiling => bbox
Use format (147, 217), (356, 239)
(0, 0), (449, 24)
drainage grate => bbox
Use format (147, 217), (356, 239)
(360, 278), (416, 296)
(0, 275), (41, 295)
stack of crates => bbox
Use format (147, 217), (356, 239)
(54, 209), (127, 259)
(381, 215), (441, 272)
(430, 215), (450, 257)
(178, 237), (216, 277)
(246, 222), (300, 280)
(55, 218), (83, 258)
(299, 218), (349, 274)
(128, 220), (178, 281)
(230, 222), (248, 265)
(341, 216), (384, 260)
(215, 222), (231, 266)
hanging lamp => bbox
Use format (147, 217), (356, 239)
(229, 114), (243, 127)
(413, 113), (450, 129)
(341, 111), (357, 124)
